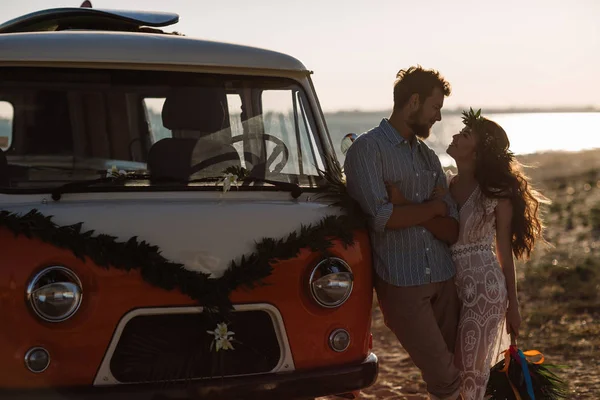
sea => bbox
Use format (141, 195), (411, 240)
(326, 111), (600, 168)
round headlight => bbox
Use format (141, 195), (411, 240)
(309, 257), (354, 308)
(26, 266), (83, 323)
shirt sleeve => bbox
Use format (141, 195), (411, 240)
(343, 137), (393, 233)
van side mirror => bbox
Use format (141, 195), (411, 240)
(340, 133), (357, 155)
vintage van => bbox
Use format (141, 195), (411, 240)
(0, 4), (377, 400)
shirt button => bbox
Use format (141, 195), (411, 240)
(422, 229), (426, 234)
(416, 173), (419, 177)
(426, 247), (430, 251)
(416, 192), (419, 196)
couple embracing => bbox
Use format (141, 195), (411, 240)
(344, 66), (546, 400)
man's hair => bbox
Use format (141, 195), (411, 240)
(393, 66), (451, 111)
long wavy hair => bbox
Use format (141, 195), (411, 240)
(470, 117), (548, 260)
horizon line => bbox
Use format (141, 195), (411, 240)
(322, 105), (600, 115)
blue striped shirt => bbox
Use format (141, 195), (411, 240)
(344, 118), (458, 287)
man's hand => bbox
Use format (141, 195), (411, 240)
(430, 186), (448, 200)
(385, 181), (411, 205)
(428, 198), (448, 217)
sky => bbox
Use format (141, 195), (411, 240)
(1, 0), (599, 112)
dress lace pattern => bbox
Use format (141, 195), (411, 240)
(448, 175), (509, 400)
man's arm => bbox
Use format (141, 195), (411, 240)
(344, 138), (446, 233)
(420, 217), (459, 245)
(385, 200), (447, 230)
(420, 154), (460, 244)
(386, 192), (457, 242)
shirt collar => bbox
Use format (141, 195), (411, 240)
(379, 118), (420, 147)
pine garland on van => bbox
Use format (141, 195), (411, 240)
(0, 161), (367, 318)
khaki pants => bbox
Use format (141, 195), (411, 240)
(374, 273), (461, 400)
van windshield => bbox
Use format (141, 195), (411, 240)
(0, 67), (327, 192)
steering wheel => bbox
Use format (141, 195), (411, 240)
(186, 133), (290, 176)
(229, 133), (290, 174)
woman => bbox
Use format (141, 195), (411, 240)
(387, 109), (547, 400)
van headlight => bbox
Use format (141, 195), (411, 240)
(309, 258), (353, 308)
(26, 266), (83, 322)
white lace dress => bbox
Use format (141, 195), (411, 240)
(449, 177), (509, 400)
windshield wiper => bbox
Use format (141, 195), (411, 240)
(239, 176), (303, 198)
(49, 174), (303, 201)
(50, 173), (149, 201)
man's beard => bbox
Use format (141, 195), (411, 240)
(409, 122), (431, 139)
(408, 108), (431, 139)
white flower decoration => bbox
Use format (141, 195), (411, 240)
(207, 322), (235, 352)
(221, 173), (239, 193)
(106, 165), (127, 178)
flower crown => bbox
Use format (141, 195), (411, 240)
(461, 107), (514, 162)
(461, 107), (485, 131)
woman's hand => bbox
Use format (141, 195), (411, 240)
(506, 301), (522, 339)
(385, 182), (410, 205)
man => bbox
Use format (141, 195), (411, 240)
(344, 66), (462, 400)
